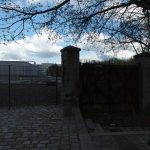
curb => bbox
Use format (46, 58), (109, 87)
(73, 106), (95, 150)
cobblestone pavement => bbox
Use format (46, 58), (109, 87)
(2, 105), (150, 150)
(0, 105), (81, 150)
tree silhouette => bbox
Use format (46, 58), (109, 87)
(0, 0), (149, 53)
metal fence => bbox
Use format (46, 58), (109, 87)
(0, 64), (61, 109)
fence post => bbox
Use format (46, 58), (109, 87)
(8, 65), (11, 110)
(56, 64), (58, 105)
(134, 53), (150, 111)
(61, 45), (81, 116)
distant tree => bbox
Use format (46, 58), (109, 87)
(102, 57), (134, 64)
(0, 0), (150, 53)
(47, 64), (62, 76)
(81, 57), (134, 65)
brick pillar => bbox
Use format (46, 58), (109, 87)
(61, 45), (81, 116)
(134, 53), (150, 111)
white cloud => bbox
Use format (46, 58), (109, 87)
(118, 4), (143, 21)
(27, 0), (45, 4)
(0, 28), (138, 64)
(26, 0), (62, 4)
(77, 33), (136, 61)
(80, 51), (99, 61)
(114, 50), (135, 59)
(0, 30), (63, 63)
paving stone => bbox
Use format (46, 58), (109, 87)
(0, 106), (82, 150)
(37, 143), (46, 148)
(71, 147), (80, 150)
(40, 140), (49, 144)
(3, 145), (11, 150)
(23, 141), (31, 144)
(0, 142), (7, 146)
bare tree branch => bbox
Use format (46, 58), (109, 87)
(0, 0), (149, 54)
(0, 0), (70, 16)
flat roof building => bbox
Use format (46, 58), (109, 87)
(0, 61), (43, 81)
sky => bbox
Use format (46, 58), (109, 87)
(0, 0), (136, 64)
(0, 29), (135, 64)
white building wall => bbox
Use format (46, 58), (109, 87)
(0, 61), (42, 78)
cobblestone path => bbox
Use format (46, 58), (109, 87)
(0, 105), (81, 150)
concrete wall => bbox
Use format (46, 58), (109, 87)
(61, 46), (80, 100)
(134, 56), (150, 111)
(61, 46), (80, 116)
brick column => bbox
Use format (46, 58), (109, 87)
(134, 53), (150, 111)
(61, 45), (81, 116)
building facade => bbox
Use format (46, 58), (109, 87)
(0, 61), (43, 80)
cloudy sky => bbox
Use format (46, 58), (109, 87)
(0, 0), (136, 64)
(0, 30), (136, 64)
